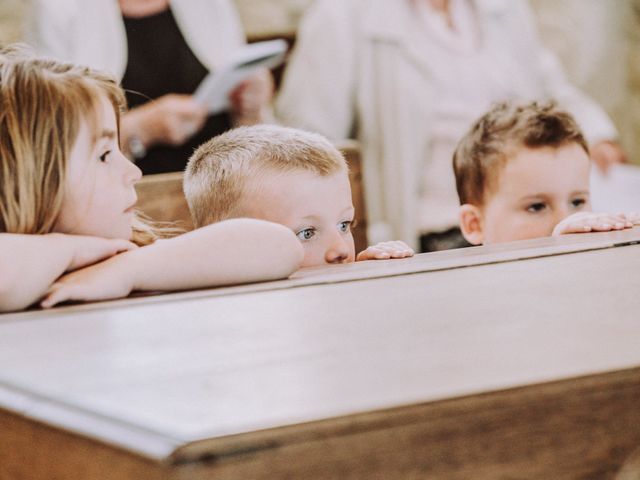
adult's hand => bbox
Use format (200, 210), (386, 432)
(121, 94), (208, 153)
(591, 140), (626, 174)
(229, 68), (274, 125)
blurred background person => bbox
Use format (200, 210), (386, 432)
(531, 0), (633, 171)
(276, 0), (625, 251)
(25, 0), (274, 174)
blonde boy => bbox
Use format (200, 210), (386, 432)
(452, 101), (634, 245)
(184, 125), (413, 267)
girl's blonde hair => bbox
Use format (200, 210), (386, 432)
(0, 45), (157, 245)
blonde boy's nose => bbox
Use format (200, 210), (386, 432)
(325, 237), (350, 264)
(555, 205), (571, 225)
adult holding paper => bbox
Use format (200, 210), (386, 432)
(26, 0), (274, 174)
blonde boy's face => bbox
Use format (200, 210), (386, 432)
(240, 169), (356, 267)
(466, 143), (591, 245)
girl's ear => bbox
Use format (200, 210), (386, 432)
(459, 204), (484, 245)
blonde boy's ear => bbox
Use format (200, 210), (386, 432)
(459, 204), (484, 245)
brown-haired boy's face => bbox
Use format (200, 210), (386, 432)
(470, 143), (591, 244)
(239, 168), (356, 267)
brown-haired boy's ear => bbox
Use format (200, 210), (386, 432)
(459, 204), (484, 245)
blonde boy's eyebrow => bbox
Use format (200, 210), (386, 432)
(299, 206), (355, 221)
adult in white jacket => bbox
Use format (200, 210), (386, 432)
(276, 0), (623, 249)
(26, 0), (273, 174)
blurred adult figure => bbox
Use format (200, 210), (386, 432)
(277, 0), (624, 250)
(26, 0), (274, 174)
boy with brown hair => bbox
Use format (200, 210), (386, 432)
(453, 101), (635, 245)
(184, 125), (413, 267)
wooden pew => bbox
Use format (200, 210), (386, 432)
(135, 171), (194, 230)
(338, 139), (368, 252)
(1, 229), (640, 479)
(134, 140), (368, 252)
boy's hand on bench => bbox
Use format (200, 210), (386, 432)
(356, 241), (414, 261)
(552, 212), (635, 236)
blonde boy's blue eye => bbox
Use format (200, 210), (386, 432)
(338, 221), (352, 233)
(296, 228), (315, 241)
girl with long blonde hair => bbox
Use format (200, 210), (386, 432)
(0, 46), (302, 312)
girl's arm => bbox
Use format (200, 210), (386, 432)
(41, 219), (304, 308)
(0, 233), (136, 312)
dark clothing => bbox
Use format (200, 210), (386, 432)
(419, 227), (472, 253)
(122, 8), (231, 174)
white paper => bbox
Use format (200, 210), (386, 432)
(590, 163), (640, 213)
(193, 39), (287, 114)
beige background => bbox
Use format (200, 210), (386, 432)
(2, 0), (639, 161)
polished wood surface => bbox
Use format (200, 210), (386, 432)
(1, 230), (640, 479)
(135, 171), (194, 230)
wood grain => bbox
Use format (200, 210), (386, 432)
(2, 233), (640, 478)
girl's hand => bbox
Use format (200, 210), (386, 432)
(356, 241), (414, 261)
(41, 254), (135, 308)
(60, 234), (137, 272)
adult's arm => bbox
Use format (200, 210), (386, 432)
(23, 0), (72, 58)
(509, 0), (618, 144)
(275, 0), (358, 140)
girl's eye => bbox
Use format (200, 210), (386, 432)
(526, 202), (546, 213)
(338, 220), (352, 233)
(99, 150), (111, 163)
(296, 228), (315, 241)
(571, 198), (587, 208)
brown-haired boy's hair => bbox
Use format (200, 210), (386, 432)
(184, 124), (348, 227)
(453, 101), (589, 206)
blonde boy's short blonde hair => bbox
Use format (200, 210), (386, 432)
(453, 101), (589, 207)
(184, 125), (348, 227)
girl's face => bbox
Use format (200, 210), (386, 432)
(53, 95), (141, 240)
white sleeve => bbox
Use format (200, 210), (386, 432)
(513, 0), (618, 144)
(23, 0), (77, 61)
(275, 0), (358, 140)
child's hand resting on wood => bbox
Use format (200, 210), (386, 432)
(552, 211), (639, 236)
(356, 241), (414, 261)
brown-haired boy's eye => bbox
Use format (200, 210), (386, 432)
(526, 202), (546, 213)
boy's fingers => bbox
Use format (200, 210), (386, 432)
(388, 249), (414, 258)
(361, 248), (390, 260)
